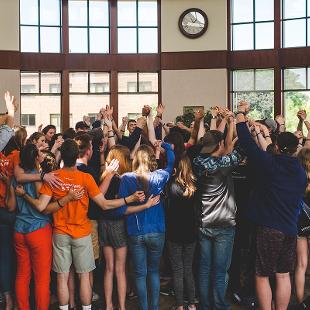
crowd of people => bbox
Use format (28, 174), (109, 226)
(0, 90), (310, 310)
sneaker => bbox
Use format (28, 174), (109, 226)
(126, 291), (138, 301)
(160, 287), (174, 296)
(92, 291), (100, 302)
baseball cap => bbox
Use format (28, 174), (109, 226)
(277, 132), (298, 154)
(200, 130), (224, 154)
(264, 119), (277, 133)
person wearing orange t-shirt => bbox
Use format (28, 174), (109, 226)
(0, 126), (27, 310)
(21, 139), (150, 310)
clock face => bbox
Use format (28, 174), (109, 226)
(179, 9), (208, 39)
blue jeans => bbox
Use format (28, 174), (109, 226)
(128, 233), (165, 310)
(199, 227), (235, 310)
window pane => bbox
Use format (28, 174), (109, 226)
(283, 0), (306, 19)
(40, 0), (61, 26)
(284, 91), (310, 132)
(89, 0), (109, 26)
(70, 72), (88, 92)
(118, 28), (137, 53)
(284, 68), (307, 90)
(89, 28), (109, 53)
(89, 72), (110, 93)
(233, 92), (274, 119)
(255, 22), (274, 49)
(255, 70), (274, 91)
(70, 95), (109, 127)
(232, 0), (253, 23)
(69, 28), (88, 53)
(139, 73), (158, 92)
(69, 0), (87, 26)
(41, 73), (61, 93)
(21, 26), (39, 52)
(118, 94), (158, 124)
(20, 0), (38, 25)
(118, 0), (137, 26)
(255, 0), (274, 21)
(118, 73), (138, 92)
(40, 27), (61, 53)
(233, 70), (254, 91)
(21, 72), (40, 93)
(232, 24), (254, 50)
(138, 28), (158, 53)
(138, 1), (157, 26)
(21, 95), (61, 135)
(283, 19), (306, 47)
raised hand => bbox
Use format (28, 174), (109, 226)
(142, 105), (151, 117)
(122, 116), (128, 126)
(210, 106), (219, 118)
(238, 100), (250, 113)
(195, 110), (204, 121)
(105, 158), (119, 174)
(4, 91), (17, 114)
(156, 104), (165, 116)
(38, 124), (43, 132)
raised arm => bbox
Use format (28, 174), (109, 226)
(188, 110), (204, 145)
(147, 109), (157, 146)
(161, 142), (175, 174)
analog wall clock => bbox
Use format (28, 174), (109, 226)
(178, 8), (208, 39)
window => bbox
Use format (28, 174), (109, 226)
(283, 67), (310, 131)
(21, 72), (61, 135)
(20, 0), (62, 52)
(50, 114), (61, 127)
(117, 0), (158, 53)
(231, 69), (274, 119)
(118, 72), (158, 124)
(282, 0), (310, 47)
(68, 0), (109, 53)
(21, 114), (36, 126)
(231, 0), (274, 50)
(69, 72), (110, 127)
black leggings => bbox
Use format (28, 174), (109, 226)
(167, 241), (196, 306)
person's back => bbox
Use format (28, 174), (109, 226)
(14, 171), (50, 233)
(248, 153), (306, 235)
(40, 167), (99, 238)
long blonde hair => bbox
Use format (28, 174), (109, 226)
(132, 145), (158, 193)
(298, 148), (310, 197)
(175, 154), (196, 198)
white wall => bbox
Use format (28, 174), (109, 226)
(161, 0), (227, 52)
(0, 70), (20, 124)
(0, 0), (19, 51)
(161, 69), (227, 122)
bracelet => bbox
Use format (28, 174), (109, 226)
(124, 197), (128, 205)
(108, 130), (113, 132)
(120, 130), (125, 132)
(108, 135), (114, 138)
(57, 200), (64, 208)
(256, 132), (262, 137)
(265, 135), (270, 138)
